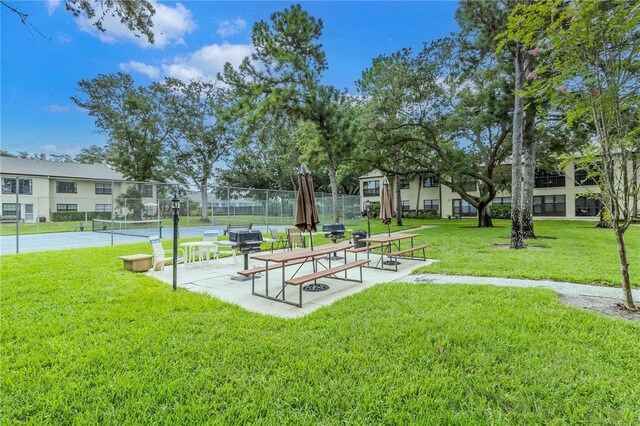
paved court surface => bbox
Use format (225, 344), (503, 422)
(0, 225), (271, 255)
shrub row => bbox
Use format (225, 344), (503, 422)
(402, 209), (439, 219)
(51, 212), (112, 222)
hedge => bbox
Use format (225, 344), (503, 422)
(51, 212), (112, 222)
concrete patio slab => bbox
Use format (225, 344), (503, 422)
(146, 250), (435, 318)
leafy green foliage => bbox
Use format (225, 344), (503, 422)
(2, 234), (639, 423)
(503, 0), (640, 307)
(71, 72), (169, 182)
(50, 211), (111, 222)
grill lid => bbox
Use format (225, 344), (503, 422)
(229, 229), (264, 243)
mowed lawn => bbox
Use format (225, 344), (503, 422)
(374, 219), (639, 287)
(2, 224), (640, 424)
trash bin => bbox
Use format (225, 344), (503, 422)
(352, 230), (367, 248)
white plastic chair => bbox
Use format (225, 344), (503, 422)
(203, 230), (238, 264)
(149, 235), (184, 271)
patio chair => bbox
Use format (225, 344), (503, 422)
(262, 227), (285, 252)
(204, 230), (238, 264)
(286, 228), (304, 250)
(149, 235), (184, 271)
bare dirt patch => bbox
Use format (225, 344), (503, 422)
(558, 294), (640, 322)
(491, 244), (546, 250)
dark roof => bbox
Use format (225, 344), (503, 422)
(0, 157), (126, 181)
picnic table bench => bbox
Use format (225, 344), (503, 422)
(250, 241), (363, 307)
(284, 259), (369, 286)
(387, 244), (429, 261)
(0, 215), (19, 223)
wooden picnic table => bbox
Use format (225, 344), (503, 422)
(248, 241), (367, 307)
(359, 233), (424, 271)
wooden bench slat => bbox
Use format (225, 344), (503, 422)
(387, 244), (429, 258)
(237, 259), (307, 276)
(284, 259), (370, 286)
(347, 244), (384, 253)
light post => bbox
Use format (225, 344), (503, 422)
(365, 200), (371, 238)
(171, 193), (180, 291)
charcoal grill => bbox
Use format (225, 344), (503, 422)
(229, 229), (263, 281)
(322, 223), (346, 260)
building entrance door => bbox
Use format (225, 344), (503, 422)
(25, 204), (35, 223)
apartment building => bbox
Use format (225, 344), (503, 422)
(0, 157), (157, 222)
(359, 162), (637, 220)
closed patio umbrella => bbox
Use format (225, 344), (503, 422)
(295, 163), (320, 250)
(380, 175), (393, 236)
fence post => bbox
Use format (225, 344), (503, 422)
(265, 189), (269, 228)
(15, 176), (19, 254)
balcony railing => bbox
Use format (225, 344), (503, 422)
(534, 175), (565, 188)
(363, 189), (380, 197)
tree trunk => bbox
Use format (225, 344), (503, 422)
(326, 155), (340, 223)
(522, 108), (536, 239)
(614, 227), (636, 310)
(633, 154), (638, 218)
(510, 46), (526, 249)
(478, 204), (493, 228)
(415, 174), (423, 217)
(200, 182), (209, 223)
(395, 172), (403, 226)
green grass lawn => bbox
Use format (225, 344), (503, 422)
(3, 219), (640, 423)
(363, 218), (639, 287)
(2, 244), (640, 424)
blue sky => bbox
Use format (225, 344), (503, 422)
(1, 1), (459, 156)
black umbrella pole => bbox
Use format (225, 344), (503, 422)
(388, 223), (391, 236)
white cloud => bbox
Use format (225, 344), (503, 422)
(75, 1), (196, 49)
(39, 144), (84, 156)
(45, 105), (72, 112)
(216, 18), (247, 37)
(56, 32), (72, 44)
(46, 0), (62, 15)
(119, 61), (160, 79)
(161, 43), (253, 81)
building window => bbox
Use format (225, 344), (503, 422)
(141, 184), (153, 198)
(2, 178), (32, 195)
(453, 177), (477, 193)
(2, 203), (17, 216)
(56, 181), (77, 194)
(422, 176), (439, 188)
(95, 183), (112, 195)
(533, 195), (566, 216)
(452, 199), (477, 217)
(399, 179), (410, 189)
(95, 204), (112, 212)
(575, 196), (601, 216)
(535, 170), (565, 188)
(363, 180), (380, 197)
(492, 197), (512, 205)
(574, 167), (598, 186)
(401, 200), (410, 211)
(57, 204), (78, 212)
(423, 199), (439, 210)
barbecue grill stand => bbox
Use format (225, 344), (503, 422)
(229, 229), (263, 282)
(322, 224), (346, 260)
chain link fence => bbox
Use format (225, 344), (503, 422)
(1, 178), (362, 254)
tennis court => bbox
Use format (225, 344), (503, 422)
(0, 224), (264, 255)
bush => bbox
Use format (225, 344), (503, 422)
(491, 204), (511, 219)
(51, 211), (112, 222)
(402, 209), (439, 219)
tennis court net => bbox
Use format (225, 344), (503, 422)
(91, 219), (162, 238)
